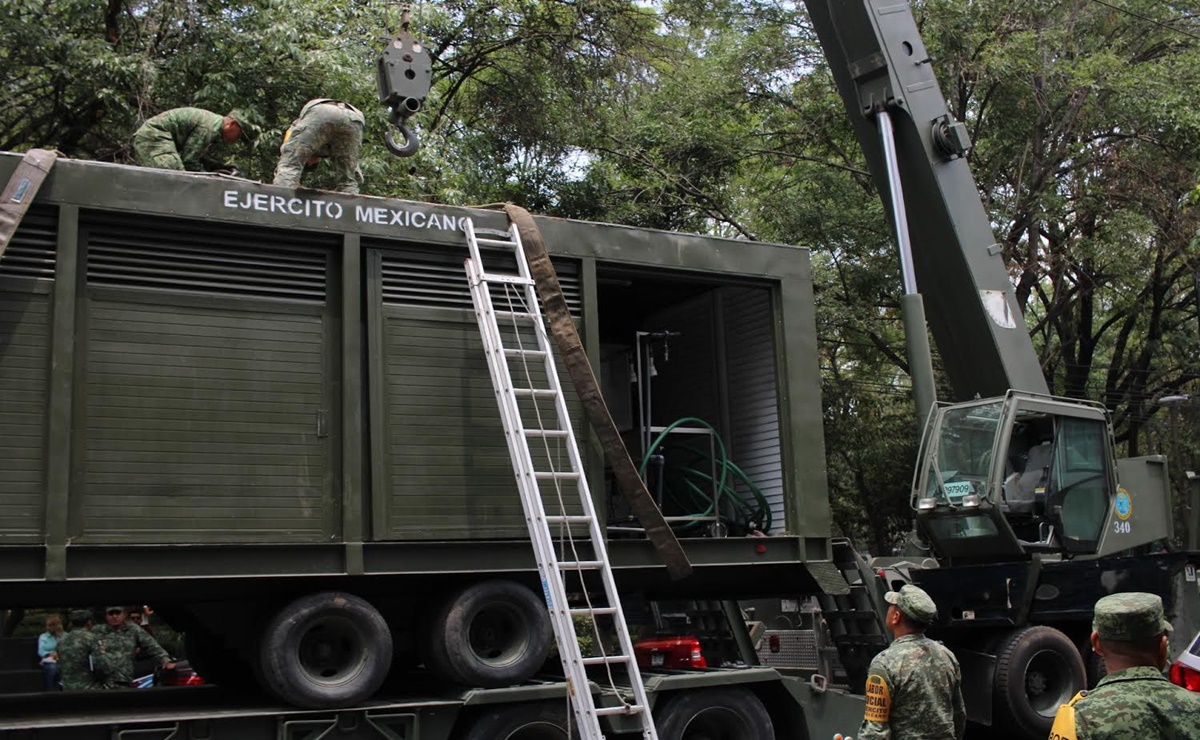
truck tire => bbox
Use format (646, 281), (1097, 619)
(994, 626), (1085, 738)
(460, 702), (577, 740)
(259, 592), (392, 709)
(653, 686), (774, 740)
(425, 579), (552, 687)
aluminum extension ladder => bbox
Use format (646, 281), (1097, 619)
(464, 218), (657, 740)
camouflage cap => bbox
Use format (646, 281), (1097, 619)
(1093, 592), (1173, 641)
(884, 584), (938, 624)
(226, 109), (260, 141)
(69, 609), (92, 621)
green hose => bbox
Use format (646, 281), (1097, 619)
(637, 417), (773, 534)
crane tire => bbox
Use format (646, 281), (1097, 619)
(425, 579), (552, 687)
(994, 626), (1085, 738)
(654, 686), (774, 740)
(259, 591), (392, 709)
(460, 702), (578, 740)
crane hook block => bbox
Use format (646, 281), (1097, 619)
(377, 29), (432, 158)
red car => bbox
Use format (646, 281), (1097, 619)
(1168, 631), (1200, 691)
(633, 636), (707, 670)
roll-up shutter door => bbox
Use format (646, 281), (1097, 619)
(0, 207), (55, 541)
(76, 212), (337, 543)
(369, 243), (582, 541)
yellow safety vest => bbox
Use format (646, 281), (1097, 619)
(1048, 690), (1086, 740)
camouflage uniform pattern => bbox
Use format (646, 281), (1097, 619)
(1065, 666), (1200, 739)
(91, 623), (172, 688)
(56, 628), (102, 690)
(858, 633), (966, 740)
(133, 108), (225, 172)
(1048, 592), (1195, 739)
(1091, 592), (1172, 641)
(273, 99), (365, 194)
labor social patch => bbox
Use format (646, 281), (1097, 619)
(864, 673), (891, 722)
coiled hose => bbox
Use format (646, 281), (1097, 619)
(637, 417), (773, 534)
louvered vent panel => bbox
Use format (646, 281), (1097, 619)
(84, 212), (328, 304)
(2, 207), (56, 281)
(373, 243), (581, 317)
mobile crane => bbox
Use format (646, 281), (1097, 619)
(804, 1), (1200, 738)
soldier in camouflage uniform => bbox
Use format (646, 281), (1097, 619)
(133, 108), (255, 172)
(57, 610), (101, 691)
(856, 584), (965, 740)
(272, 99), (365, 194)
(91, 606), (174, 689)
(1048, 592), (1200, 739)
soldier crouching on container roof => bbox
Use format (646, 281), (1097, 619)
(57, 609), (102, 691)
(91, 605), (175, 689)
(273, 99), (365, 195)
(132, 108), (258, 173)
(852, 584), (965, 740)
(1048, 592), (1200, 740)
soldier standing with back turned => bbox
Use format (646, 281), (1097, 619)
(855, 584), (965, 740)
(1048, 592), (1200, 740)
(57, 610), (101, 690)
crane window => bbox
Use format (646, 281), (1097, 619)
(1049, 417), (1109, 551)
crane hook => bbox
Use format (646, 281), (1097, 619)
(385, 123), (420, 158)
(377, 22), (432, 159)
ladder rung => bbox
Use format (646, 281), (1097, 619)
(514, 388), (558, 399)
(595, 705), (646, 717)
(494, 310), (540, 322)
(547, 515), (593, 525)
(581, 655), (630, 666)
(504, 348), (548, 358)
(524, 429), (568, 438)
(476, 236), (517, 247)
(482, 272), (535, 286)
(570, 606), (616, 617)
(559, 560), (604, 570)
(534, 471), (580, 481)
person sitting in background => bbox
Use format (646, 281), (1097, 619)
(37, 615), (64, 690)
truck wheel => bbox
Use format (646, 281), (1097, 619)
(426, 579), (552, 687)
(654, 686), (774, 740)
(460, 702), (577, 739)
(994, 626), (1084, 738)
(259, 592), (392, 708)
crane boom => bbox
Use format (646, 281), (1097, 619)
(804, 0), (1049, 399)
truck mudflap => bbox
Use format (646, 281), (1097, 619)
(955, 648), (997, 726)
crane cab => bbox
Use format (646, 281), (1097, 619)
(912, 391), (1170, 563)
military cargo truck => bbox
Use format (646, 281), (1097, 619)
(0, 153), (850, 720)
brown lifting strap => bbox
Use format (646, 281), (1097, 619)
(504, 204), (693, 580)
(0, 149), (58, 262)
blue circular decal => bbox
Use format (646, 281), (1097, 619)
(1114, 490), (1132, 520)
